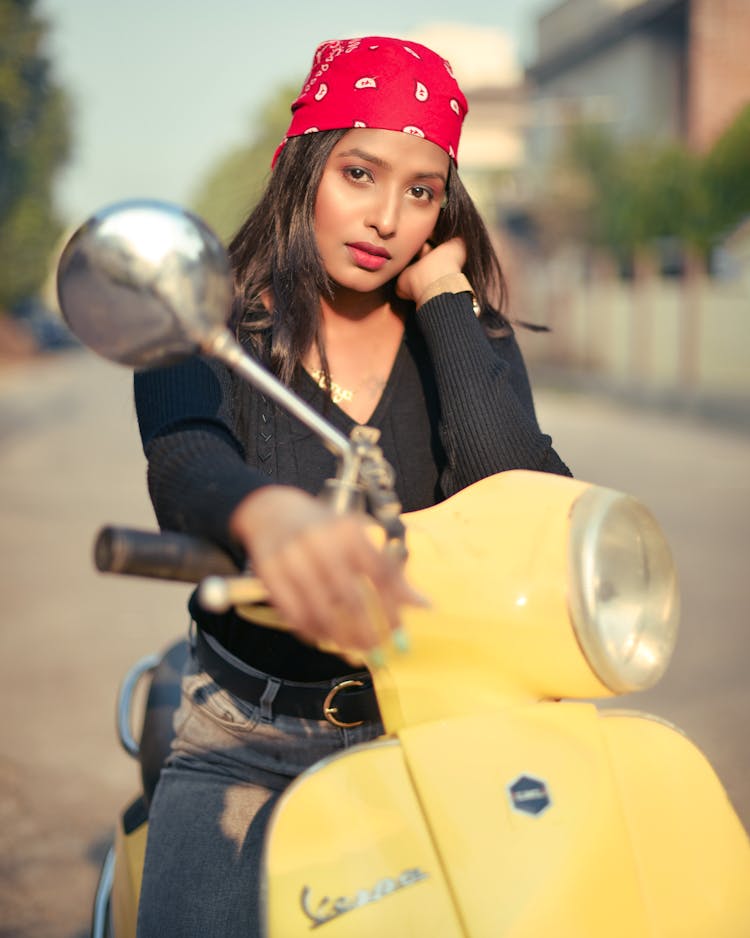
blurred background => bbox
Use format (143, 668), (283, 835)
(1, 1), (748, 935)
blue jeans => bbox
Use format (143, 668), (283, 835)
(136, 639), (384, 938)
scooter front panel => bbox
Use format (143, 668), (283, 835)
(399, 703), (649, 937)
(261, 738), (465, 937)
(601, 710), (750, 936)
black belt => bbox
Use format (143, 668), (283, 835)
(194, 628), (380, 728)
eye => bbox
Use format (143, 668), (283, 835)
(343, 166), (373, 184)
(408, 185), (435, 203)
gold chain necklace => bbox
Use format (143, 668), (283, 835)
(309, 368), (355, 405)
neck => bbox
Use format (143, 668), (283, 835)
(320, 283), (391, 323)
(305, 284), (407, 377)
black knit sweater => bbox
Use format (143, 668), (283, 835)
(134, 290), (571, 679)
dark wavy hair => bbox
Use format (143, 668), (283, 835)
(228, 130), (510, 384)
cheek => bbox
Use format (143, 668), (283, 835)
(314, 184), (349, 245)
(313, 190), (329, 240)
(314, 174), (336, 224)
(405, 210), (440, 251)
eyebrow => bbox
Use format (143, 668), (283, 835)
(335, 147), (448, 183)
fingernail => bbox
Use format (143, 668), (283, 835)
(392, 627), (410, 654)
(409, 589), (431, 608)
(367, 647), (386, 669)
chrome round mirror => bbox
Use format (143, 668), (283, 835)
(57, 198), (356, 471)
(57, 199), (233, 368)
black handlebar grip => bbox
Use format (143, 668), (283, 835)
(94, 526), (239, 583)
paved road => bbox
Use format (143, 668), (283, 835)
(1, 351), (748, 937)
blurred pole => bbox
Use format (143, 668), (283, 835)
(679, 247), (704, 389)
(590, 251), (618, 377)
(549, 253), (574, 366)
(580, 249), (594, 369)
(630, 248), (656, 385)
(581, 249), (606, 371)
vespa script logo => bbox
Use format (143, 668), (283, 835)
(300, 867), (429, 928)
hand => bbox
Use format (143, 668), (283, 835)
(229, 486), (424, 654)
(395, 236), (467, 305)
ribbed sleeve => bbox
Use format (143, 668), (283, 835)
(415, 291), (571, 495)
(134, 355), (270, 554)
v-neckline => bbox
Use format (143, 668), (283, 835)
(301, 336), (408, 428)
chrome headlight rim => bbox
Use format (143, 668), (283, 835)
(568, 486), (680, 695)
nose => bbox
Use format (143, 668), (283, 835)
(365, 186), (399, 240)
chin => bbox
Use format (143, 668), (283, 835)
(329, 270), (392, 295)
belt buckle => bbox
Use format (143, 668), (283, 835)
(323, 679), (365, 728)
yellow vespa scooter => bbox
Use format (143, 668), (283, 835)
(258, 468), (750, 937)
(101, 468), (750, 938)
(56, 201), (750, 938)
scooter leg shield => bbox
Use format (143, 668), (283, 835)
(261, 737), (465, 937)
(399, 703), (649, 937)
(398, 703), (750, 938)
(600, 710), (750, 937)
(111, 797), (149, 938)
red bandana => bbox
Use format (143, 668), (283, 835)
(272, 36), (468, 167)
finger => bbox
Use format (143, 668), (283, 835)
(255, 512), (426, 655)
(312, 515), (428, 620)
(335, 526), (425, 637)
(313, 559), (387, 651)
(300, 529), (386, 650)
(433, 236), (466, 266)
(254, 553), (328, 644)
(295, 516), (403, 647)
(267, 532), (382, 652)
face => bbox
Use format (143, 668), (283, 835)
(313, 128), (449, 295)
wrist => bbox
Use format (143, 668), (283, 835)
(229, 484), (283, 542)
(416, 273), (480, 315)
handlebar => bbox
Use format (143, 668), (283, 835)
(94, 525), (281, 622)
(94, 526), (239, 583)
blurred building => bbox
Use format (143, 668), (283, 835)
(525, 0), (750, 169)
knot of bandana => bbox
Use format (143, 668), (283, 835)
(272, 36), (468, 168)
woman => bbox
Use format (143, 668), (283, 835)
(134, 36), (570, 936)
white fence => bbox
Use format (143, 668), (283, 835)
(510, 250), (750, 401)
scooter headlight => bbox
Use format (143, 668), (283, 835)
(568, 487), (679, 694)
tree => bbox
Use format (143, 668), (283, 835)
(0, 0), (71, 311)
(530, 103), (750, 265)
(621, 142), (708, 251)
(190, 81), (300, 243)
(531, 123), (710, 266)
(701, 103), (750, 241)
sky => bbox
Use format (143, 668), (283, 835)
(38, 0), (554, 226)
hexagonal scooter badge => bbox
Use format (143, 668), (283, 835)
(507, 774), (552, 816)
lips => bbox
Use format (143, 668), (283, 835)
(346, 242), (391, 271)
